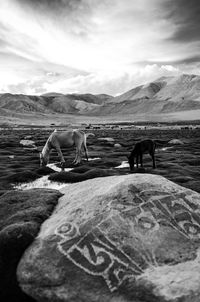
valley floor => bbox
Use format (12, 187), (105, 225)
(0, 128), (200, 195)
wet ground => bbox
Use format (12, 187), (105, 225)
(0, 128), (200, 194)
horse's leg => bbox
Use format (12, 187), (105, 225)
(74, 142), (82, 164)
(73, 148), (78, 164)
(54, 143), (65, 169)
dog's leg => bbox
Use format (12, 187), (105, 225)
(151, 152), (156, 169)
(136, 155), (139, 168)
(140, 153), (143, 167)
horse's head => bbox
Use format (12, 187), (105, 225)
(40, 153), (49, 167)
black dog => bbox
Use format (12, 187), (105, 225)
(128, 139), (156, 170)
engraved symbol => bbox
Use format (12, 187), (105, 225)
(55, 222), (80, 241)
(55, 188), (200, 292)
(57, 226), (143, 291)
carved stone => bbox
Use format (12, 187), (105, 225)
(17, 174), (200, 302)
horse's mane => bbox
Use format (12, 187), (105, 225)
(41, 137), (51, 160)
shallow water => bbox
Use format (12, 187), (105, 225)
(47, 158), (101, 172)
(47, 163), (73, 172)
(160, 147), (173, 151)
(116, 161), (129, 168)
(14, 158), (101, 191)
(14, 175), (68, 191)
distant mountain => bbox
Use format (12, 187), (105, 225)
(0, 92), (113, 116)
(112, 74), (200, 103)
(0, 74), (200, 120)
(100, 74), (200, 115)
(0, 93), (48, 113)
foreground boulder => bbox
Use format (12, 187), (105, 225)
(0, 189), (62, 302)
(18, 174), (200, 302)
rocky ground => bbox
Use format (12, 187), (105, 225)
(18, 174), (200, 302)
(0, 128), (200, 194)
(0, 127), (200, 302)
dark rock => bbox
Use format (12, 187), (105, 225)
(87, 159), (121, 168)
(72, 165), (91, 174)
(36, 166), (56, 176)
(6, 171), (40, 183)
(48, 168), (118, 183)
(129, 167), (146, 173)
(0, 189), (62, 302)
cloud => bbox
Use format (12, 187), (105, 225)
(0, 0), (199, 96)
(164, 0), (200, 43)
(1, 57), (199, 96)
(140, 55), (200, 66)
(31, 64), (182, 96)
(0, 51), (88, 94)
(17, 0), (85, 11)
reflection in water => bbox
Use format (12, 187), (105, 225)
(116, 161), (129, 168)
(14, 175), (68, 191)
(160, 147), (173, 151)
(14, 158), (101, 191)
(47, 163), (73, 172)
(47, 158), (101, 172)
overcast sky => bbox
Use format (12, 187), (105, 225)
(0, 0), (200, 95)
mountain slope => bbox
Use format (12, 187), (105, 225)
(0, 74), (200, 120)
(112, 81), (166, 103)
(155, 74), (200, 102)
(101, 74), (200, 115)
(0, 93), (113, 116)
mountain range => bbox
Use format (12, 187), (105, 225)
(0, 74), (200, 122)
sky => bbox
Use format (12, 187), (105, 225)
(0, 0), (200, 96)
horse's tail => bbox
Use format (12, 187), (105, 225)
(83, 132), (94, 161)
(83, 133), (89, 161)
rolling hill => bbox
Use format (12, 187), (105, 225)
(0, 74), (200, 122)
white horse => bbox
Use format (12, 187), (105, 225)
(40, 130), (94, 169)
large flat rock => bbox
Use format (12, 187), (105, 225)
(17, 174), (200, 302)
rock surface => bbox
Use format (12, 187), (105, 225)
(114, 143), (122, 148)
(20, 139), (36, 147)
(0, 189), (62, 302)
(17, 174), (200, 302)
(169, 139), (184, 145)
(98, 137), (115, 142)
